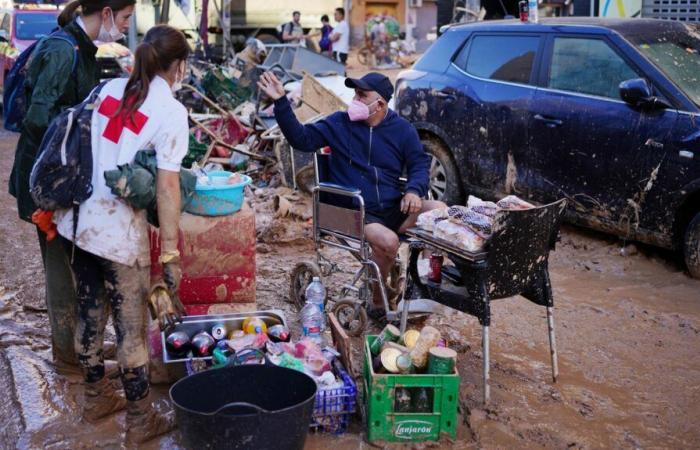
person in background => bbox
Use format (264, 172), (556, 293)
(282, 10), (306, 47)
(319, 14), (333, 57)
(8, 0), (135, 371)
(330, 7), (349, 65)
(52, 25), (189, 444)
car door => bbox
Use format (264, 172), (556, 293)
(430, 32), (543, 200)
(527, 34), (678, 230)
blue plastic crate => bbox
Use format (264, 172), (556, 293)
(310, 365), (357, 434)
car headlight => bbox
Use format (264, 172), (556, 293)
(117, 54), (134, 74)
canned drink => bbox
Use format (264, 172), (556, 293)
(211, 324), (227, 341)
(428, 253), (443, 283)
(370, 324), (401, 356)
(518, 0), (529, 21)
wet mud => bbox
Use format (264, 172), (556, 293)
(2, 89), (700, 449)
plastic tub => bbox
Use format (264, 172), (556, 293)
(186, 171), (251, 216)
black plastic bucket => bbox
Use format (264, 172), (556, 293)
(170, 364), (317, 450)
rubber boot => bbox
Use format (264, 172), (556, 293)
(83, 376), (127, 423)
(125, 398), (176, 445)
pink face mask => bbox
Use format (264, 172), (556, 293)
(348, 99), (380, 122)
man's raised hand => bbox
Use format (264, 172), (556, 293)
(257, 71), (286, 101)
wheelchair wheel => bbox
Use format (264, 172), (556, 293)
(290, 261), (322, 310)
(332, 298), (368, 337)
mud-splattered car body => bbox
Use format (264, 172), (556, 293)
(396, 18), (700, 262)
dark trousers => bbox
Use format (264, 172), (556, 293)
(37, 229), (78, 364)
(63, 238), (150, 401)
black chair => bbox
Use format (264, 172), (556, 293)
(407, 199), (567, 403)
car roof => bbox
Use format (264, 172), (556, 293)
(446, 17), (692, 38)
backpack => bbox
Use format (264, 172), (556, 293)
(276, 21), (294, 41)
(3, 29), (79, 133)
(29, 80), (108, 243)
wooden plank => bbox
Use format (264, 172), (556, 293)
(328, 312), (354, 377)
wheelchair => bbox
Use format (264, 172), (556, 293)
(289, 149), (410, 336)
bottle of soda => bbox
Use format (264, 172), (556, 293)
(300, 299), (324, 345)
(304, 277), (326, 330)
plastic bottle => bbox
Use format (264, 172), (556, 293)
(304, 277), (326, 329)
(300, 300), (324, 344)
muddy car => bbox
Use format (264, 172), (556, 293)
(395, 18), (700, 278)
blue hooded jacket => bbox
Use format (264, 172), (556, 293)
(273, 96), (430, 213)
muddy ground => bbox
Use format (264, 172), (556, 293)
(1, 60), (700, 448)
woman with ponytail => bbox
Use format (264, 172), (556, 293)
(53, 25), (190, 444)
(8, 0), (135, 372)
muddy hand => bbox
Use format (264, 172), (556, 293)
(162, 261), (182, 296)
(148, 284), (184, 331)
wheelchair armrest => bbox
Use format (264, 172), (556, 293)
(315, 182), (362, 197)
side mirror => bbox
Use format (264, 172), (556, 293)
(0, 30), (8, 42)
(619, 78), (670, 110)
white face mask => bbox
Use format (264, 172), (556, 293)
(171, 61), (186, 93)
(97, 9), (124, 43)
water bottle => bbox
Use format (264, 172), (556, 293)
(300, 300), (323, 344)
(304, 277), (326, 329)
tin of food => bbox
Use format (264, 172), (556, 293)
(395, 353), (414, 374)
(400, 329), (420, 349)
(427, 347), (457, 374)
(380, 348), (402, 373)
(370, 324), (401, 356)
(381, 341), (409, 353)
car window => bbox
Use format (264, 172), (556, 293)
(549, 37), (638, 99)
(457, 35), (540, 85)
(15, 13), (57, 40)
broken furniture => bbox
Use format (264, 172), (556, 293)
(403, 199), (567, 403)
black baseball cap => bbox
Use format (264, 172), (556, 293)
(345, 72), (394, 102)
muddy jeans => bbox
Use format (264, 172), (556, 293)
(37, 229), (78, 365)
(63, 238), (151, 401)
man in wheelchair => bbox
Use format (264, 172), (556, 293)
(258, 71), (446, 314)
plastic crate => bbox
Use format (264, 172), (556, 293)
(363, 335), (459, 442)
(311, 364), (357, 434)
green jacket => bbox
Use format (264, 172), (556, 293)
(8, 19), (99, 222)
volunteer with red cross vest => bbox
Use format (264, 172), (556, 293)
(259, 71), (446, 316)
(9, 0), (135, 372)
(53, 25), (189, 444)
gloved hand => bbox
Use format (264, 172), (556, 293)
(162, 261), (182, 296)
(148, 283), (186, 331)
(31, 209), (57, 241)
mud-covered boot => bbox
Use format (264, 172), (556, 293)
(83, 376), (127, 423)
(125, 398), (176, 445)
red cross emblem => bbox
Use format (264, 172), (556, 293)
(97, 95), (149, 144)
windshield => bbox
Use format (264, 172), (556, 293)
(629, 24), (700, 108)
(15, 13), (57, 41)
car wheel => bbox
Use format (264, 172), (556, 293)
(421, 137), (463, 205)
(684, 212), (700, 279)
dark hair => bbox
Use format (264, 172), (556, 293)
(58, 0), (136, 27)
(335, 7), (345, 17)
(321, 14), (329, 22)
(117, 25), (190, 118)
(293, 11), (300, 16)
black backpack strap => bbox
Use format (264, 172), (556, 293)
(71, 203), (79, 264)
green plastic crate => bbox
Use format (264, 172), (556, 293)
(363, 336), (459, 442)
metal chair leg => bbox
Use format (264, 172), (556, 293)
(547, 306), (559, 383)
(483, 325), (490, 404)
